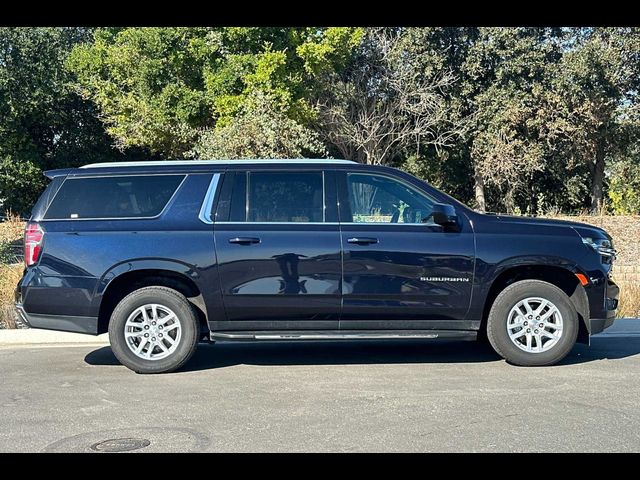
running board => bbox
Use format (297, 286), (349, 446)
(210, 330), (477, 342)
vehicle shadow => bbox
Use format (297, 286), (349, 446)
(83, 334), (640, 372)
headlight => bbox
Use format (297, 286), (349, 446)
(581, 236), (616, 263)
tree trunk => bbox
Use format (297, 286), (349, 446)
(474, 166), (487, 213)
(590, 143), (606, 213)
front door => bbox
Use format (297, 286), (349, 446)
(213, 169), (341, 330)
(337, 170), (475, 330)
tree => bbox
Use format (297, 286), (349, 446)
(393, 28), (478, 205)
(303, 28), (465, 166)
(0, 27), (146, 214)
(192, 92), (326, 159)
(0, 156), (45, 214)
(391, 28), (565, 213)
(68, 27), (362, 158)
(457, 28), (566, 213)
(549, 27), (640, 212)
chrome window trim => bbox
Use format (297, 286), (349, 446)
(215, 222), (339, 225)
(245, 171), (249, 221)
(214, 222), (432, 226)
(339, 222), (435, 227)
(198, 173), (221, 225)
(41, 174), (188, 222)
(323, 171), (326, 221)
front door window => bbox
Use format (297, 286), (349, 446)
(346, 173), (436, 225)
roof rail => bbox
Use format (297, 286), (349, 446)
(80, 159), (357, 168)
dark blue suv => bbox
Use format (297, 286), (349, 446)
(15, 159), (619, 373)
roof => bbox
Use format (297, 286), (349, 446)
(80, 159), (356, 169)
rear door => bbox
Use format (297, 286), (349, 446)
(213, 169), (341, 330)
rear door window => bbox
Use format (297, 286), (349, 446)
(242, 171), (325, 223)
(43, 175), (185, 220)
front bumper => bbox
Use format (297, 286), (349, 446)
(588, 277), (620, 335)
(589, 317), (616, 335)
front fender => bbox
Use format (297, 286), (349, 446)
(472, 255), (591, 344)
(486, 255), (585, 284)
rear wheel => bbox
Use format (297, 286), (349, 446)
(108, 286), (199, 374)
(486, 280), (578, 366)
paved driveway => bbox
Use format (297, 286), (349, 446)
(1, 320), (640, 452)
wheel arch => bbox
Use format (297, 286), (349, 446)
(95, 260), (209, 335)
(479, 263), (590, 344)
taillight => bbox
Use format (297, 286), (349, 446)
(24, 222), (44, 267)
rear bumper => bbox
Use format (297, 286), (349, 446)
(15, 272), (99, 335)
(15, 302), (98, 335)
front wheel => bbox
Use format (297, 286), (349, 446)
(486, 280), (578, 366)
(108, 286), (199, 374)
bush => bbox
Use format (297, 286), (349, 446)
(608, 159), (640, 214)
(0, 157), (46, 216)
(191, 91), (327, 160)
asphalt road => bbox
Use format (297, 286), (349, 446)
(2, 320), (640, 452)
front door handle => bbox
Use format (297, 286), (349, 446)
(347, 237), (379, 245)
(228, 237), (261, 245)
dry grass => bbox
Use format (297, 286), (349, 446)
(617, 283), (640, 319)
(0, 211), (25, 244)
(0, 213), (25, 328)
(0, 263), (22, 328)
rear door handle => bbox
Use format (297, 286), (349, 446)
(347, 237), (379, 245)
(228, 237), (261, 245)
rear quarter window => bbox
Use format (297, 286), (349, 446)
(43, 175), (185, 220)
(30, 176), (65, 220)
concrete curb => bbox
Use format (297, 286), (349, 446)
(0, 329), (108, 346)
(0, 319), (638, 346)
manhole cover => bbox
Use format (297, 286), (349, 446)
(44, 427), (210, 453)
(90, 438), (151, 452)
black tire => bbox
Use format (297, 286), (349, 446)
(108, 286), (199, 374)
(486, 280), (578, 366)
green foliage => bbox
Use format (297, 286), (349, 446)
(458, 28), (564, 212)
(68, 27), (214, 157)
(68, 27), (362, 158)
(4, 27), (640, 216)
(297, 27), (364, 75)
(0, 27), (147, 215)
(191, 92), (326, 159)
(547, 27), (640, 212)
(400, 27), (640, 214)
(0, 156), (45, 214)
(608, 158), (640, 214)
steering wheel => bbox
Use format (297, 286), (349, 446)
(390, 210), (400, 223)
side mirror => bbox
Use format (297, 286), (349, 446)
(430, 203), (458, 227)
